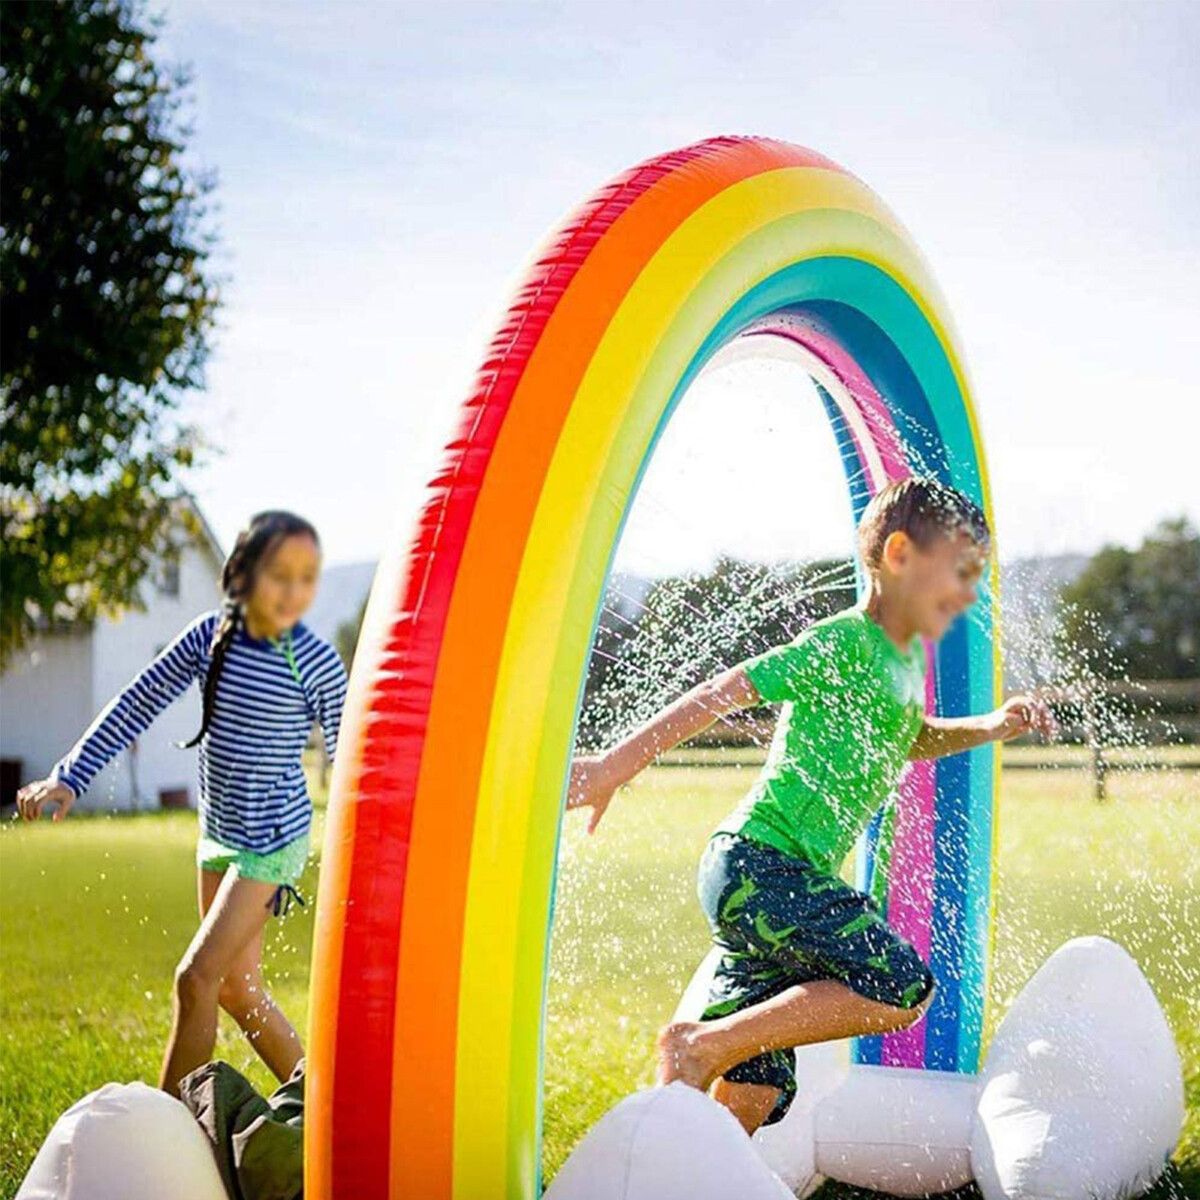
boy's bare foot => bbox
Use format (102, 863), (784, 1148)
(655, 1021), (719, 1090)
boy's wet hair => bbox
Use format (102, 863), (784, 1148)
(857, 477), (989, 572)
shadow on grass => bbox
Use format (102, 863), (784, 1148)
(811, 1159), (1197, 1200)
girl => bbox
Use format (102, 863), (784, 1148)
(15, 510), (349, 1097)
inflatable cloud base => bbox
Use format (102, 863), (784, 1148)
(15, 942), (1183, 1200)
(16, 1081), (226, 1200)
(549, 938), (1184, 1200)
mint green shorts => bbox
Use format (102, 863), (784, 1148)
(196, 831), (310, 886)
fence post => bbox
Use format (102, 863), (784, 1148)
(1083, 689), (1107, 803)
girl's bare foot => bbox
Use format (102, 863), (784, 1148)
(655, 1021), (719, 1090)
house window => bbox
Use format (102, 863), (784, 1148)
(159, 786), (190, 810)
(160, 559), (180, 597)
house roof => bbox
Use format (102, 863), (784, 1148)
(176, 492), (225, 570)
(13, 494), (226, 640)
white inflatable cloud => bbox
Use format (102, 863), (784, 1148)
(18, 940), (1181, 1200)
(972, 936), (1184, 1200)
(750, 1040), (847, 1196)
(814, 1063), (977, 1196)
(543, 1081), (793, 1200)
(555, 937), (1182, 1200)
(16, 1082), (226, 1200)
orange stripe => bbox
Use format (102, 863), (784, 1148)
(305, 637), (368, 1194)
(387, 140), (833, 1191)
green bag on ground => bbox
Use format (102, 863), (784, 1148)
(179, 1058), (305, 1200)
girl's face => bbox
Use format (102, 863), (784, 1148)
(246, 533), (321, 633)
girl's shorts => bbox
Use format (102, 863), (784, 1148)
(697, 832), (935, 1125)
(196, 831), (310, 887)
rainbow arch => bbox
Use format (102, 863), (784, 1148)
(306, 136), (1001, 1200)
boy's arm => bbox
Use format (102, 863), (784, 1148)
(908, 714), (1000, 760)
(908, 694), (1056, 760)
(603, 665), (762, 785)
(566, 666), (762, 832)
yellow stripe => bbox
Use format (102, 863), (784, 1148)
(451, 166), (962, 1195)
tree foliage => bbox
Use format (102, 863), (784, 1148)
(576, 556), (857, 751)
(1, 0), (219, 668)
(1060, 517), (1199, 680)
(335, 594), (369, 673)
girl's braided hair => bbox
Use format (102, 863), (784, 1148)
(180, 510), (320, 749)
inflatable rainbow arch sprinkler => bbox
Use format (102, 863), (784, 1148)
(307, 136), (1000, 1198)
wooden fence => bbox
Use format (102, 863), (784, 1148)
(664, 679), (1199, 801)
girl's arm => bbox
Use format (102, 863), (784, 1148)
(567, 665), (761, 832)
(48, 613), (212, 801)
(908, 693), (1056, 761)
(311, 645), (349, 760)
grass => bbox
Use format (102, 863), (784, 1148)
(1, 757), (1196, 1198)
(544, 762), (1199, 1196)
(0, 812), (321, 1198)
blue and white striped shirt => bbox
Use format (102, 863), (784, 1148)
(51, 610), (349, 853)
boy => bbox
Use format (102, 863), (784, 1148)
(566, 477), (1055, 1134)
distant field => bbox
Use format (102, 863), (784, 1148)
(657, 742), (1200, 769)
(1, 754), (1196, 1198)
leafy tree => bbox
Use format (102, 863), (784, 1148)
(335, 594), (369, 673)
(1060, 517), (1199, 680)
(1, 0), (219, 668)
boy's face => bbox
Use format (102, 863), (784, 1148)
(885, 529), (988, 641)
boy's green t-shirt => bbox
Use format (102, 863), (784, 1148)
(718, 606), (927, 875)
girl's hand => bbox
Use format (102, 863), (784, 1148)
(990, 694), (1057, 743)
(565, 754), (620, 835)
(15, 778), (77, 822)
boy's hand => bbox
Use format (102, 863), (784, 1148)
(565, 754), (620, 835)
(990, 694), (1057, 743)
(15, 778), (76, 822)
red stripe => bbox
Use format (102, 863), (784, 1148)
(326, 137), (762, 1197)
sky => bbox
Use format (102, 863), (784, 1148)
(157, 0), (1198, 575)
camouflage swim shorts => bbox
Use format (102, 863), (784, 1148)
(697, 831), (934, 1125)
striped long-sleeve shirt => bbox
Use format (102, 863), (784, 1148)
(50, 609), (349, 853)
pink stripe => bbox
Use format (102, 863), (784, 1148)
(781, 321), (937, 1066)
(879, 653), (938, 1066)
(743, 321), (907, 480)
(783, 325), (909, 482)
(743, 317), (936, 1066)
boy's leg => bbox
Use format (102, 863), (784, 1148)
(689, 836), (807, 1130)
(671, 835), (934, 1099)
(658, 976), (932, 1090)
(709, 1078), (781, 1135)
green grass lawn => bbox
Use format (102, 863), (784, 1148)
(1, 760), (1197, 1198)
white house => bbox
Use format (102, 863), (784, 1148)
(0, 498), (225, 813)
